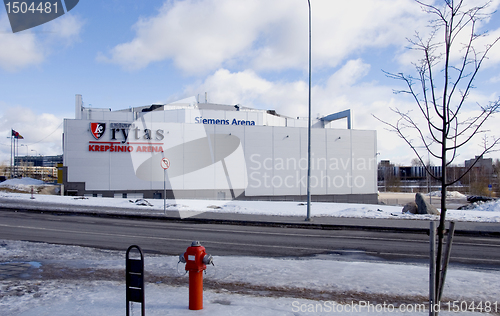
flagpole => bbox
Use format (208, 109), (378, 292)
(15, 137), (18, 178)
(17, 137), (20, 178)
(10, 130), (13, 179)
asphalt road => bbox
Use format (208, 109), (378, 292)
(1, 208), (499, 269)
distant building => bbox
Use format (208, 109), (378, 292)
(464, 156), (493, 174)
(378, 161), (442, 181)
(378, 155), (496, 195)
(7, 155), (62, 182)
(14, 155), (63, 167)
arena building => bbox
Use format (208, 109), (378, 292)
(62, 95), (377, 203)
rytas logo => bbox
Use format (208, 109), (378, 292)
(90, 123), (106, 140)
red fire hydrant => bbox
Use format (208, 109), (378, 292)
(179, 241), (213, 310)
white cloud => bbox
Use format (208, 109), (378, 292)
(395, 0), (500, 72)
(0, 107), (64, 164)
(0, 13), (84, 72)
(43, 13), (85, 45)
(184, 68), (309, 117)
(0, 15), (44, 72)
(491, 74), (500, 83)
(100, 0), (425, 74)
(477, 27), (500, 67)
(98, 0), (281, 73)
(325, 59), (371, 90)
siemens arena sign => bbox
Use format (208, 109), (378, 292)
(195, 116), (256, 126)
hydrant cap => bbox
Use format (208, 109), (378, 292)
(191, 241), (201, 247)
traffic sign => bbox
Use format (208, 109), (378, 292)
(161, 157), (170, 170)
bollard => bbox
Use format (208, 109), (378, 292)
(179, 241), (213, 310)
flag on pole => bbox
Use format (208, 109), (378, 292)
(11, 129), (24, 139)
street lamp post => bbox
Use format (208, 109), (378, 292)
(7, 136), (13, 178)
(21, 144), (29, 156)
(306, 0), (312, 221)
(20, 144), (29, 177)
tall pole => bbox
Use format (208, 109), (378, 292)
(10, 134), (13, 179)
(306, 0), (312, 221)
(429, 221), (436, 316)
(15, 137), (18, 178)
(164, 169), (167, 215)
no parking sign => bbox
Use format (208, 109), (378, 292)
(161, 158), (170, 170)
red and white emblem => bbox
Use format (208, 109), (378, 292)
(90, 123), (106, 140)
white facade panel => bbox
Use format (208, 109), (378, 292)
(310, 130), (328, 195)
(272, 127), (302, 196)
(244, 126), (274, 196)
(298, 128), (308, 196)
(247, 112), (260, 126)
(185, 108), (197, 124)
(325, 129), (352, 195)
(109, 157), (142, 190)
(108, 112), (134, 122)
(350, 130), (377, 194)
(215, 125), (248, 192)
(163, 109), (182, 123)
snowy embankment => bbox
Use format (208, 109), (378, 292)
(1, 178), (500, 222)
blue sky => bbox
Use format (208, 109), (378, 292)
(1, 0), (500, 166)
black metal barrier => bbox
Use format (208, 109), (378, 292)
(126, 245), (145, 316)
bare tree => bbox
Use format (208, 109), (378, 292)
(375, 0), (500, 308)
(411, 158), (424, 166)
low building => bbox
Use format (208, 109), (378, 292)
(62, 95), (378, 203)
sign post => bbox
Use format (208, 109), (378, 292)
(161, 158), (170, 215)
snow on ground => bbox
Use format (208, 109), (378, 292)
(1, 189), (500, 222)
(1, 240), (499, 315)
(2, 178), (497, 223)
(474, 198), (500, 212)
(0, 178), (45, 191)
(429, 191), (467, 198)
(1, 178), (500, 314)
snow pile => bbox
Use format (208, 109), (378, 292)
(0, 178), (46, 192)
(129, 199), (153, 207)
(458, 201), (487, 210)
(428, 191), (467, 198)
(0, 177), (44, 187)
(473, 198), (500, 212)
